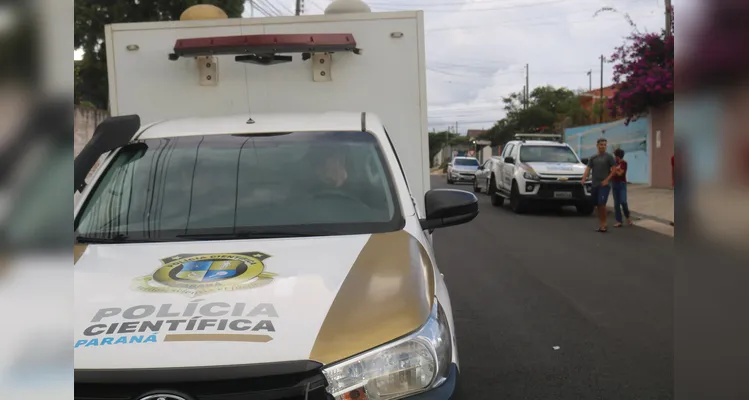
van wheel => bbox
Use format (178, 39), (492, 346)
(510, 182), (526, 214)
(489, 176), (503, 207)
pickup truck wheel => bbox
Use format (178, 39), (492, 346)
(576, 202), (595, 215)
(489, 176), (503, 206)
(510, 182), (527, 214)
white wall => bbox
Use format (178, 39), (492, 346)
(74, 106), (109, 158)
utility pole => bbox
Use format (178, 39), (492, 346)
(295, 0), (303, 15)
(599, 55), (605, 123)
(455, 121), (459, 135)
(665, 0), (672, 37)
(445, 127), (450, 163)
(587, 70), (592, 91)
(525, 64), (530, 109)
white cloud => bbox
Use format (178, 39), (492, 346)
(76, 1), (668, 131)
(266, 0), (667, 132)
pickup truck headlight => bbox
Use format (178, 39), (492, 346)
(322, 301), (452, 400)
(522, 171), (540, 181)
(518, 163), (539, 181)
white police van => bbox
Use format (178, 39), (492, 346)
(74, 2), (474, 399)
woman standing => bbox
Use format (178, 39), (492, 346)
(611, 148), (632, 227)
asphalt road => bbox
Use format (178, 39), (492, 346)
(430, 175), (673, 400)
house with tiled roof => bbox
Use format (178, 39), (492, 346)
(579, 85), (619, 123)
(466, 129), (487, 139)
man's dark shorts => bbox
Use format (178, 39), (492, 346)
(590, 185), (611, 206)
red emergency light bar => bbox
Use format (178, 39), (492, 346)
(168, 33), (359, 61)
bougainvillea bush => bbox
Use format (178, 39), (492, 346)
(607, 11), (674, 124)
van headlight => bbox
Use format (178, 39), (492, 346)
(322, 301), (452, 400)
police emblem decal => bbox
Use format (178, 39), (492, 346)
(132, 252), (276, 297)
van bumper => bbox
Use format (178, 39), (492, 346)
(407, 363), (460, 399)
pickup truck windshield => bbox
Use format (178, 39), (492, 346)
(75, 131), (403, 242)
(519, 146), (579, 163)
(454, 158), (479, 166)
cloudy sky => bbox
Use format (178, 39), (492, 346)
(75, 0), (671, 133)
(247, 0), (669, 133)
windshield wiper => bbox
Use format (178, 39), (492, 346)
(75, 234), (132, 244)
(176, 230), (338, 240)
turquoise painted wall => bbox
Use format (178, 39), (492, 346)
(565, 118), (651, 184)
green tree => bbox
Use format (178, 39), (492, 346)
(427, 131), (475, 167)
(483, 85), (591, 147)
(74, 0), (245, 109)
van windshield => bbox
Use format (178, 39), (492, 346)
(519, 146), (579, 163)
(75, 131), (404, 242)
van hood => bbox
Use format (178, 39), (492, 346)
(74, 231), (434, 370)
(525, 162), (586, 175)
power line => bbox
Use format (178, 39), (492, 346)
(249, 0), (274, 16)
(309, 0), (326, 12)
(374, 0), (654, 11)
(276, 0), (295, 14)
(427, 11), (655, 32)
(254, 0), (285, 16)
(374, 0), (566, 13)
(369, 0), (540, 7)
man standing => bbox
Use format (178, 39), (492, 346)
(581, 138), (617, 232)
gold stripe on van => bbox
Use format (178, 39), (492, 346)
(74, 244), (88, 264)
(309, 230), (435, 365)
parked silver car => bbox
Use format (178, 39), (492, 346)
(474, 156), (502, 193)
(447, 157), (480, 184)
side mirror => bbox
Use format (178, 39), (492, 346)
(504, 156), (515, 164)
(420, 189), (479, 230)
(74, 115), (141, 193)
(581, 157), (589, 165)
(478, 165), (484, 170)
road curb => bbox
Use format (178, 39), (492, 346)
(606, 207), (674, 237)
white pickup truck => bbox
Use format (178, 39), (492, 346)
(486, 139), (595, 214)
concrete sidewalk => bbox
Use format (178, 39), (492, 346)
(607, 184), (674, 236)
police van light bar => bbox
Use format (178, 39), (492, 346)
(168, 33), (360, 61)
